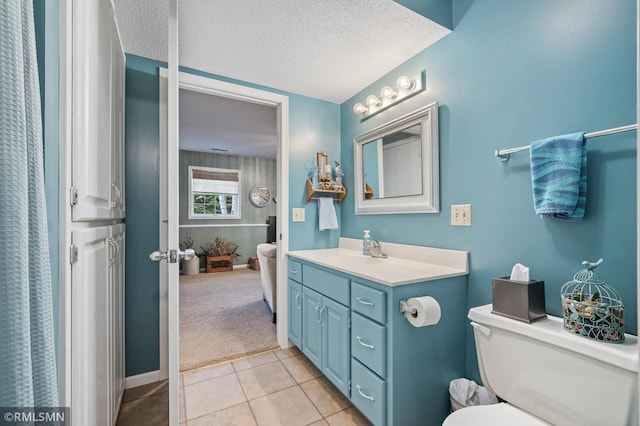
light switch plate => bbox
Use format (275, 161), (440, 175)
(292, 208), (305, 222)
(451, 204), (472, 226)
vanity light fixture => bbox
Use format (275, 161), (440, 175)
(366, 94), (382, 108)
(353, 70), (426, 120)
(396, 75), (416, 91)
(353, 102), (368, 116)
(380, 85), (398, 100)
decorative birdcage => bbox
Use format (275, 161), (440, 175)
(560, 259), (624, 343)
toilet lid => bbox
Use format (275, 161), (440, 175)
(443, 403), (549, 426)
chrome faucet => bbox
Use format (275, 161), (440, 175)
(369, 240), (388, 258)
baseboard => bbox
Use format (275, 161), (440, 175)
(125, 370), (166, 389)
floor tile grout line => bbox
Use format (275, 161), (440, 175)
(182, 365), (237, 388)
(182, 400), (255, 425)
(181, 348), (364, 425)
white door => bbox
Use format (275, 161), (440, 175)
(157, 4), (290, 424)
(109, 224), (126, 420)
(71, 226), (111, 425)
(147, 3), (184, 425)
(157, 69), (290, 424)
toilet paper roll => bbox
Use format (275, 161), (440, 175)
(404, 296), (441, 327)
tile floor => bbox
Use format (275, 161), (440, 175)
(117, 346), (372, 425)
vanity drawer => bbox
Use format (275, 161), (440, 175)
(351, 312), (386, 378)
(303, 264), (349, 306)
(351, 358), (386, 426)
(288, 259), (302, 282)
(351, 282), (386, 324)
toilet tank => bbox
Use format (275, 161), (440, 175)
(469, 304), (638, 426)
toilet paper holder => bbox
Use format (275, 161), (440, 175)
(399, 300), (418, 316)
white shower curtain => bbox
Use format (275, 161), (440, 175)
(0, 0), (59, 407)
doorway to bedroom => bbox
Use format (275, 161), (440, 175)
(177, 87), (279, 372)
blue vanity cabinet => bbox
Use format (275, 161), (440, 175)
(301, 282), (350, 397)
(287, 255), (467, 425)
(358, 276), (467, 426)
(287, 259), (304, 348)
(287, 279), (303, 348)
(320, 295), (350, 395)
(287, 257), (351, 397)
(350, 281), (388, 425)
(301, 286), (323, 367)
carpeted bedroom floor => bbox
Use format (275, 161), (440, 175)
(179, 268), (278, 372)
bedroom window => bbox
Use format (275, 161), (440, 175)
(188, 166), (241, 219)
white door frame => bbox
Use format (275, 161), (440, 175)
(158, 70), (291, 379)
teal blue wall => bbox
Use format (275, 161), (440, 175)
(288, 95), (342, 250)
(339, 0), (636, 382)
(394, 0), (452, 29)
(124, 55), (340, 375)
(124, 57), (162, 376)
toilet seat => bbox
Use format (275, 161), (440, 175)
(443, 403), (549, 425)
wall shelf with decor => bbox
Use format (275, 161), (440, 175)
(305, 179), (346, 203)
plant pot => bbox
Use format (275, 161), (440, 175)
(206, 255), (234, 273)
(183, 255), (200, 275)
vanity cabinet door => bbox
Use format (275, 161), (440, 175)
(322, 297), (350, 396)
(302, 287), (323, 369)
(287, 279), (303, 348)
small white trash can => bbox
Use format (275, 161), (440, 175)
(449, 378), (498, 412)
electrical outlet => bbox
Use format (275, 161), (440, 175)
(451, 204), (472, 226)
(292, 208), (305, 222)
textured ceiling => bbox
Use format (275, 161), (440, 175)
(179, 89), (277, 158)
(113, 0), (450, 157)
(113, 0), (450, 104)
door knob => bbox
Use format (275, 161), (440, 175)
(149, 248), (195, 263)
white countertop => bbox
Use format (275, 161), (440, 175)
(288, 238), (468, 286)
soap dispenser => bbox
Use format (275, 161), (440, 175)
(363, 230), (371, 255)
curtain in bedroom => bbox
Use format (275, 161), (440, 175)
(0, 0), (59, 407)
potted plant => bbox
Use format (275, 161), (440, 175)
(200, 237), (240, 273)
(180, 233), (200, 275)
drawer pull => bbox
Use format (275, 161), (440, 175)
(288, 269), (299, 274)
(356, 385), (375, 402)
(356, 336), (375, 350)
(355, 297), (374, 307)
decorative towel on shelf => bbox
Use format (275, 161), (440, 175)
(318, 197), (339, 231)
(530, 132), (586, 221)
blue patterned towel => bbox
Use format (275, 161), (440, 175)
(530, 132), (586, 221)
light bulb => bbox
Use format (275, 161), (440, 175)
(353, 102), (368, 116)
(396, 75), (415, 91)
(365, 94), (382, 107)
(380, 86), (397, 99)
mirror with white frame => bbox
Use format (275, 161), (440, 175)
(354, 102), (439, 214)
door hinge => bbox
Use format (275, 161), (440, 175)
(70, 244), (78, 264)
(70, 187), (78, 206)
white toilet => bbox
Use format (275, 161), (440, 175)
(444, 304), (639, 426)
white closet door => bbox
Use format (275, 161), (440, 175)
(71, 0), (113, 221)
(71, 226), (111, 426)
(109, 224), (126, 422)
(72, 0), (126, 221)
